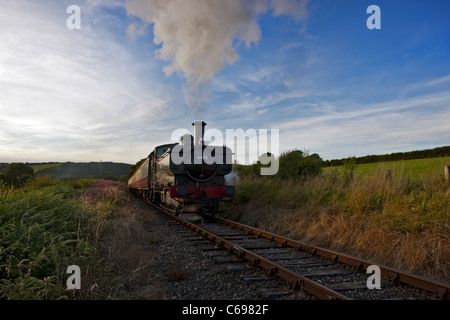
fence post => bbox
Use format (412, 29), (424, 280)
(445, 165), (449, 184)
(386, 169), (392, 181)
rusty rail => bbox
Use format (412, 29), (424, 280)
(212, 216), (450, 300)
(141, 198), (450, 300)
(145, 201), (349, 300)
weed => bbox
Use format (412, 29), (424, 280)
(0, 176), (128, 299)
(223, 162), (450, 282)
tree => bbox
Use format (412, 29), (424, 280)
(0, 163), (34, 187)
(278, 150), (304, 179)
(278, 150), (323, 179)
(298, 153), (323, 177)
(343, 156), (357, 172)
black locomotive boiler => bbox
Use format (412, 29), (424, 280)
(128, 121), (235, 214)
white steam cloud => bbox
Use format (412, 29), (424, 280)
(125, 0), (309, 110)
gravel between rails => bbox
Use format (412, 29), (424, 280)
(122, 195), (312, 300)
(107, 196), (433, 301)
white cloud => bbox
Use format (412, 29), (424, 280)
(270, 0), (309, 21)
(274, 90), (450, 159)
(0, 0), (174, 163)
(208, 63), (450, 160)
(127, 21), (149, 40)
(425, 74), (450, 87)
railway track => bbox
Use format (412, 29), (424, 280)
(141, 198), (450, 300)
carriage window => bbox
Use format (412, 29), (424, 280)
(156, 147), (165, 158)
(155, 144), (174, 158)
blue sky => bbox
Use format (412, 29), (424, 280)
(1, 0), (449, 164)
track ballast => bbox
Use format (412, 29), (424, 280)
(140, 197), (450, 300)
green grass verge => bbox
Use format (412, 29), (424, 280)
(0, 177), (122, 299)
(324, 156), (450, 177)
(223, 166), (450, 281)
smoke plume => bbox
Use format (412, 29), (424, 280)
(125, 0), (309, 109)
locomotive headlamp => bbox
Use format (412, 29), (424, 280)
(225, 186), (235, 196)
(177, 184), (188, 196)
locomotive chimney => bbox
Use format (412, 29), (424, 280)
(192, 121), (206, 147)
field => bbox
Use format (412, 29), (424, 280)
(223, 156), (450, 283)
(324, 156), (450, 178)
(32, 162), (132, 181)
(30, 163), (62, 173)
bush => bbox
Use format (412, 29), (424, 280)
(236, 150), (324, 179)
(278, 150), (323, 179)
(0, 163), (34, 187)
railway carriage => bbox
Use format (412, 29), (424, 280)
(128, 121), (235, 214)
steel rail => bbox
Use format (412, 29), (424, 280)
(143, 200), (349, 300)
(138, 197), (449, 300)
(211, 216), (450, 300)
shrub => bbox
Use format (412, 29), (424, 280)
(0, 163), (34, 187)
(278, 150), (323, 179)
(237, 150), (324, 179)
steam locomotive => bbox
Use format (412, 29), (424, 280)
(128, 121), (235, 214)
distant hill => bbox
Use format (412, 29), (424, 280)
(33, 162), (132, 181)
(0, 163), (8, 172)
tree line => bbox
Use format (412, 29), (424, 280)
(323, 146), (450, 167)
(234, 150), (324, 179)
(36, 162), (131, 181)
(0, 161), (132, 188)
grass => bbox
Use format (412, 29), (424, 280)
(223, 160), (450, 283)
(0, 181), (94, 298)
(1, 174), (169, 300)
(31, 163), (62, 173)
(324, 156), (450, 178)
(0, 176), (135, 299)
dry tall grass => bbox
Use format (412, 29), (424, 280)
(76, 180), (164, 299)
(0, 177), (163, 299)
(223, 166), (450, 282)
